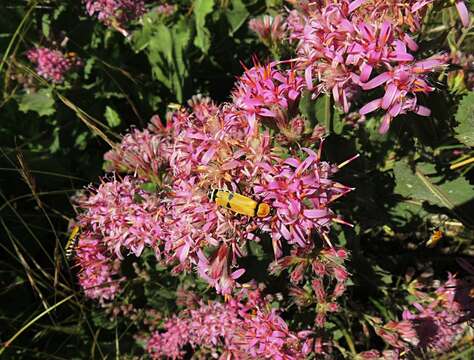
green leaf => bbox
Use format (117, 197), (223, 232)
(193, 0), (215, 54)
(393, 160), (473, 225)
(225, 0), (249, 35)
(41, 14), (50, 38)
(17, 88), (55, 117)
(104, 106), (121, 128)
(454, 91), (474, 147)
(314, 94), (333, 133)
(140, 182), (159, 193)
(134, 14), (191, 102)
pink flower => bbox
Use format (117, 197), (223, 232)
(83, 0), (145, 27)
(77, 175), (165, 259)
(255, 147), (353, 254)
(104, 115), (173, 181)
(75, 231), (123, 302)
(359, 56), (446, 133)
(249, 15), (287, 46)
(27, 47), (81, 83)
(147, 289), (309, 359)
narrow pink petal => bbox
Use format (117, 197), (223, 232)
(378, 21), (392, 47)
(378, 113), (392, 134)
(349, 0), (365, 13)
(455, 1), (470, 28)
(231, 268), (245, 279)
(360, 62), (373, 82)
(415, 105), (431, 116)
(382, 83), (399, 109)
(305, 66), (313, 90)
(303, 208), (328, 219)
(359, 98), (382, 115)
(389, 101), (402, 117)
(403, 34), (419, 52)
(201, 146), (217, 164)
(361, 72), (390, 90)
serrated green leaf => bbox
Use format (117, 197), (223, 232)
(193, 0), (214, 54)
(454, 92), (474, 147)
(104, 106), (121, 128)
(394, 160), (473, 214)
(17, 89), (56, 117)
(225, 0), (249, 35)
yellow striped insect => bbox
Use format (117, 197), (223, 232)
(65, 225), (80, 260)
(208, 189), (270, 218)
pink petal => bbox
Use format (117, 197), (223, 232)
(359, 98), (382, 115)
(349, 0), (365, 13)
(231, 268), (245, 279)
(455, 1), (470, 28)
(382, 83), (399, 109)
(378, 113), (392, 134)
(378, 21), (392, 47)
(201, 146), (217, 164)
(360, 62), (373, 82)
(388, 101), (402, 117)
(403, 34), (419, 52)
(361, 72), (391, 90)
(305, 66), (313, 90)
(415, 105), (431, 116)
(303, 208), (328, 218)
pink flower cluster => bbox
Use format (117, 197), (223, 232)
(155, 3), (176, 17)
(77, 176), (164, 259)
(83, 0), (146, 27)
(27, 47), (81, 83)
(75, 63), (353, 298)
(75, 232), (122, 301)
(147, 289), (311, 359)
(372, 269), (474, 355)
(74, 175), (167, 301)
(104, 115), (173, 182)
(286, 0), (448, 133)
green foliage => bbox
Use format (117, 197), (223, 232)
(193, 0), (215, 54)
(454, 91), (474, 147)
(104, 105), (122, 128)
(225, 0), (250, 35)
(16, 88), (56, 117)
(394, 160), (473, 210)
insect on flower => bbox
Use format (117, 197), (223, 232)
(426, 228), (444, 248)
(208, 189), (270, 218)
(65, 225), (80, 260)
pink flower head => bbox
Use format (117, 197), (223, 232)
(104, 115), (173, 181)
(77, 175), (165, 259)
(27, 47), (81, 83)
(359, 55), (446, 133)
(232, 61), (304, 135)
(249, 15), (288, 46)
(147, 289), (308, 359)
(255, 147), (353, 254)
(83, 0), (146, 30)
(75, 231), (123, 302)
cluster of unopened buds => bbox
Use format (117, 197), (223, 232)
(26, 47), (81, 83)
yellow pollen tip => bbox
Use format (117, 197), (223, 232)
(257, 203), (270, 217)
